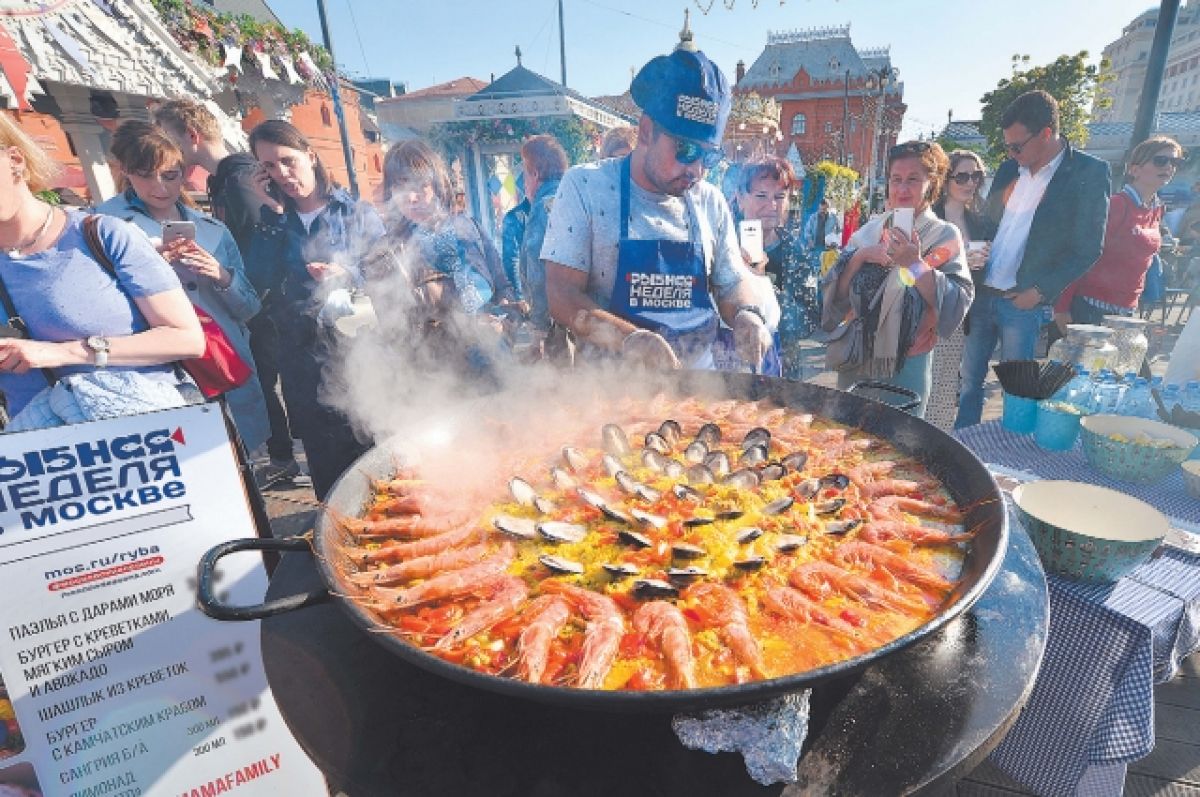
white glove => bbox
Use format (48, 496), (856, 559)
(733, 307), (773, 368)
(620, 329), (681, 370)
(318, 288), (356, 327)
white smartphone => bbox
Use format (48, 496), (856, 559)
(967, 241), (987, 253)
(161, 220), (197, 245)
(739, 219), (764, 263)
(891, 208), (914, 237)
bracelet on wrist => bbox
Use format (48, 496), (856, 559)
(735, 304), (766, 325)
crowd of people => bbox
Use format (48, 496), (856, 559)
(0, 35), (1187, 499)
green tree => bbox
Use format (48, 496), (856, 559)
(810, 160), (860, 213)
(978, 52), (1109, 158)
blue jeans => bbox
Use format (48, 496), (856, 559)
(956, 292), (1044, 428)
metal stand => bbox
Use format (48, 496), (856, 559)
(216, 396), (280, 575)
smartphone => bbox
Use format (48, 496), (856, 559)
(162, 220), (197, 245)
(739, 219), (764, 263)
(967, 241), (987, 253)
(891, 208), (914, 237)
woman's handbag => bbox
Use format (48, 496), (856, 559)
(82, 215), (253, 399)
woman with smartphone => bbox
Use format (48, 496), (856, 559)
(96, 121), (269, 451)
(245, 120), (384, 500)
(820, 141), (973, 418)
(927, 150), (996, 430)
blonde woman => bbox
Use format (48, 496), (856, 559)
(0, 113), (202, 430)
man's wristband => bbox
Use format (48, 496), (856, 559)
(735, 305), (766, 325)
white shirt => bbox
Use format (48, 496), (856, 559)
(985, 145), (1067, 290)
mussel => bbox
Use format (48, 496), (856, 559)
(703, 451), (731, 478)
(493, 515), (538, 540)
(681, 514), (715, 528)
(562, 446), (588, 473)
(618, 529), (653, 548)
(641, 448), (669, 473)
(696, 422), (722, 447)
(732, 557), (767, 572)
(775, 534), (808, 553)
(825, 518), (862, 536)
(673, 483), (702, 502)
(577, 488), (630, 523)
(684, 440), (708, 464)
(658, 420), (682, 446)
(633, 579), (679, 599)
(715, 508), (744, 521)
(821, 473), (851, 491)
(782, 451), (809, 473)
(740, 445), (769, 466)
(644, 432), (671, 455)
(602, 454), (624, 478)
(736, 526), (764, 544)
(614, 470), (639, 495)
(537, 521), (587, 544)
(508, 477), (538, 506)
(814, 498), (846, 516)
(762, 496), (795, 515)
(630, 508), (667, 528)
(635, 484), (662, 503)
(685, 464), (715, 485)
(742, 427), (771, 451)
(759, 463), (786, 482)
(672, 542), (706, 559)
(664, 460), (685, 479)
(539, 554), (584, 575)
(724, 468), (761, 490)
(667, 566), (707, 584)
(795, 478), (821, 500)
(603, 562), (640, 579)
(602, 423), (631, 456)
(549, 466), (577, 490)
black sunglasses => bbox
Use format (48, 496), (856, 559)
(673, 137), (724, 168)
(950, 170), (985, 185)
(1150, 154), (1186, 168)
(1005, 130), (1041, 156)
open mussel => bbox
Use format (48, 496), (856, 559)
(602, 423), (631, 456)
(825, 518), (862, 536)
(633, 579), (679, 599)
(775, 534), (808, 553)
(641, 448), (669, 473)
(686, 464), (715, 485)
(740, 445), (769, 466)
(814, 498), (846, 516)
(762, 496), (795, 515)
(537, 521), (587, 544)
(539, 554), (584, 575)
(795, 478), (821, 500)
(736, 526), (764, 544)
(510, 477), (554, 513)
(682, 515), (715, 527)
(759, 463), (786, 482)
(614, 470), (639, 495)
(617, 529), (653, 548)
(715, 508), (744, 521)
(742, 427), (771, 451)
(577, 488), (630, 524)
(703, 451), (731, 478)
(549, 466), (577, 490)
(684, 440), (708, 464)
(733, 557), (767, 572)
(821, 473), (851, 491)
(493, 515), (538, 540)
(635, 484), (662, 503)
(664, 460), (685, 479)
(696, 422), (722, 448)
(603, 454), (624, 478)
(672, 542), (706, 559)
(667, 566), (707, 584)
(673, 483), (702, 503)
(724, 468), (761, 490)
(630, 508), (667, 528)
(603, 562), (639, 579)
(782, 452), (808, 473)
(658, 420), (682, 446)
(644, 432), (671, 455)
(562, 446), (588, 473)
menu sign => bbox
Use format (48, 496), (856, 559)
(0, 404), (325, 796)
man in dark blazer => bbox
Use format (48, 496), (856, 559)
(955, 90), (1110, 428)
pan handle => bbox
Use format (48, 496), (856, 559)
(197, 537), (330, 621)
(847, 380), (922, 412)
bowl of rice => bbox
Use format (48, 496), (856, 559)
(1079, 415), (1198, 485)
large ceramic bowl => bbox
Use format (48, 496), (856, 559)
(1013, 480), (1168, 584)
(1079, 414), (1198, 484)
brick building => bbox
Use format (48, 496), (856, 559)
(735, 25), (905, 192)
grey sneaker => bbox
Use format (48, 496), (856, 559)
(254, 458), (301, 489)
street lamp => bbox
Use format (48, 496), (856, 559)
(864, 66), (898, 212)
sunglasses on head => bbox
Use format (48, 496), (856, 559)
(889, 141), (932, 160)
(950, 170), (985, 185)
(1150, 154), (1186, 168)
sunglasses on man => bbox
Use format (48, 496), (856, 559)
(950, 170), (985, 186)
(1004, 130), (1042, 156)
(1149, 154), (1186, 169)
(672, 137), (724, 169)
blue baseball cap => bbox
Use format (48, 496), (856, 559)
(630, 47), (731, 147)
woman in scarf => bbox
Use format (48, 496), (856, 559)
(820, 141), (973, 418)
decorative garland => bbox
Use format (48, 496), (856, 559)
(429, 116), (604, 167)
(149, 0), (333, 84)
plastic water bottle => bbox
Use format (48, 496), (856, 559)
(1054, 367), (1095, 412)
(1164, 383), (1184, 415)
(1093, 373), (1122, 414)
(1120, 377), (1152, 419)
(1185, 380), (1200, 413)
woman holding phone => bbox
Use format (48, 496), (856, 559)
(96, 121), (269, 450)
(927, 150), (995, 430)
(820, 141), (973, 417)
(245, 120), (384, 500)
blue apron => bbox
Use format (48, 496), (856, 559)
(608, 157), (718, 367)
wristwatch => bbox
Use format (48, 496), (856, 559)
(85, 335), (110, 368)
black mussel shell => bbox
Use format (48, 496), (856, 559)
(644, 432), (671, 455)
(603, 562), (639, 578)
(658, 420), (682, 446)
(602, 423), (631, 456)
(603, 454), (624, 478)
(736, 526), (764, 544)
(630, 508), (667, 528)
(825, 518), (862, 536)
(539, 554), (584, 575)
(633, 579), (679, 599)
(509, 476), (538, 506)
(775, 534), (808, 552)
(795, 477), (821, 499)
(686, 464), (715, 485)
(715, 508), (744, 521)
(635, 484), (662, 503)
(673, 483), (702, 502)
(618, 529), (653, 548)
(681, 515), (715, 528)
(742, 427), (771, 450)
(493, 515), (537, 540)
(782, 452), (808, 473)
(550, 466), (577, 490)
(641, 448), (669, 473)
(740, 445), (769, 466)
(684, 440), (708, 464)
(703, 451), (731, 477)
(667, 566), (707, 584)
(724, 468), (761, 490)
(814, 498), (846, 516)
(578, 488), (631, 521)
(614, 470), (639, 495)
(733, 557), (767, 572)
(664, 460), (686, 479)
(563, 446), (588, 473)
(821, 473), (851, 491)
(760, 463), (786, 482)
(672, 542), (706, 559)
(533, 496), (556, 515)
(538, 521), (587, 544)
(696, 422), (722, 448)
(763, 496), (795, 515)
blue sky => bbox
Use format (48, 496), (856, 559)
(276, 0), (1149, 141)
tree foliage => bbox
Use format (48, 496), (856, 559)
(979, 52), (1108, 157)
(809, 160), (860, 213)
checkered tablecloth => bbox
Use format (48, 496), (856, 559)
(954, 423), (1200, 797)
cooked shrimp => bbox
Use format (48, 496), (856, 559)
(788, 561), (930, 615)
(728, 400), (763, 424)
(331, 509), (476, 540)
(835, 540), (953, 592)
(848, 460), (898, 483)
(541, 581), (625, 689)
(516, 595), (572, 684)
(762, 585), (858, 637)
(868, 496), (963, 523)
(633, 601), (697, 689)
(364, 543), (514, 611)
(343, 524), (481, 566)
(857, 478), (938, 500)
(369, 477), (427, 496)
(859, 520), (974, 546)
(348, 542), (494, 587)
(683, 582), (767, 681)
(433, 576), (528, 651)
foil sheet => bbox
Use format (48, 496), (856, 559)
(671, 690), (812, 785)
